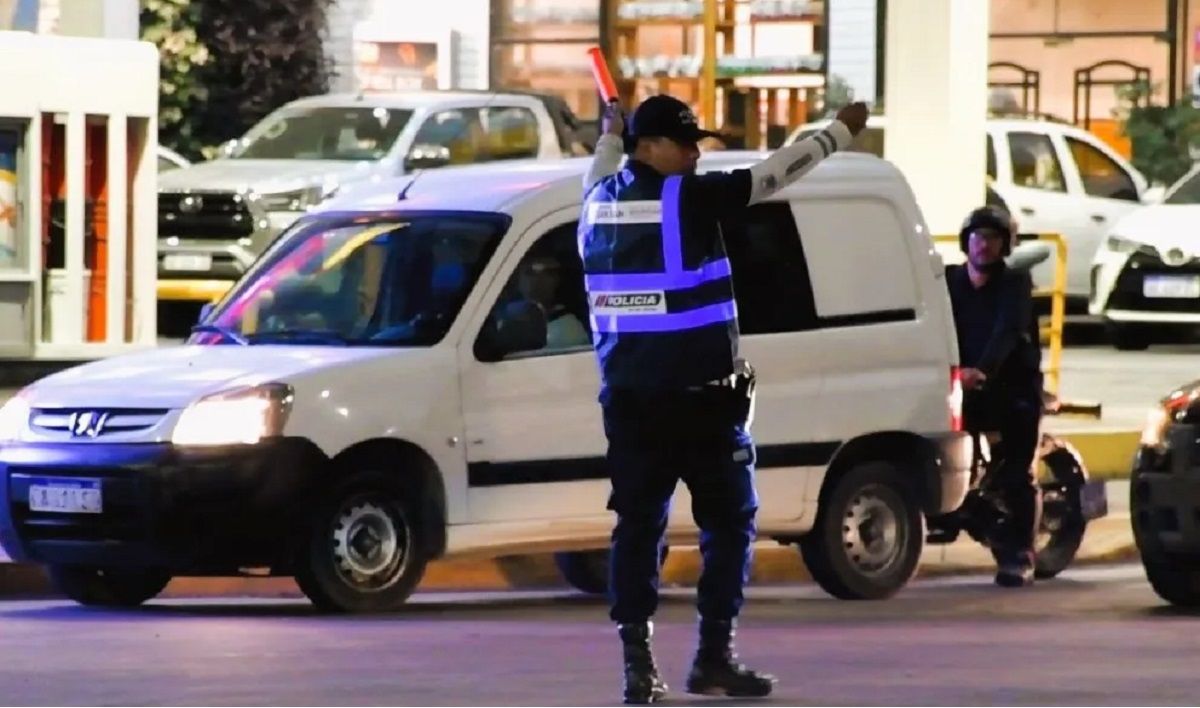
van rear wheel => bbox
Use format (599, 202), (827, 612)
(554, 546), (670, 595)
(294, 471), (427, 613)
(800, 461), (923, 600)
(48, 565), (171, 607)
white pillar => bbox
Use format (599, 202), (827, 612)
(63, 111), (85, 344)
(56, 0), (137, 40)
(883, 0), (989, 237)
(106, 113), (127, 344)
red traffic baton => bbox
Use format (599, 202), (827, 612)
(587, 46), (619, 103)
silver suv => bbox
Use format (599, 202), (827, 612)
(157, 90), (592, 332)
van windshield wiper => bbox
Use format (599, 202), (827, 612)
(190, 324), (249, 345)
(246, 328), (350, 345)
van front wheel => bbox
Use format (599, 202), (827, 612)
(294, 471), (427, 613)
(800, 461), (924, 600)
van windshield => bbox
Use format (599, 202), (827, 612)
(191, 212), (508, 347)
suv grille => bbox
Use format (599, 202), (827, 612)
(159, 191), (254, 239)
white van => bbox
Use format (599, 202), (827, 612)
(0, 153), (970, 612)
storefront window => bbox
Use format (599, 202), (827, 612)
(492, 0), (604, 119)
(0, 127), (23, 270)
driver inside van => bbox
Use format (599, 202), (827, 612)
(513, 253), (589, 351)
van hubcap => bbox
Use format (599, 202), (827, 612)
(842, 487), (902, 575)
(331, 500), (409, 591)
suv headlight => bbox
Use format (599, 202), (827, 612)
(172, 383), (294, 447)
(0, 392), (31, 443)
(1141, 388), (1197, 450)
(256, 183), (338, 212)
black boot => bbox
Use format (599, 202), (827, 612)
(685, 619), (776, 697)
(618, 622), (668, 704)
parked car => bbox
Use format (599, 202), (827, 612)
(0, 151), (970, 612)
(1089, 164), (1200, 349)
(788, 115), (1154, 304)
(1131, 375), (1200, 606)
(155, 89), (594, 333)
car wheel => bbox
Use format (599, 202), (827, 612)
(294, 470), (426, 613)
(48, 566), (171, 607)
(800, 461), (924, 600)
(554, 546), (670, 595)
(1106, 322), (1150, 351)
(1131, 467), (1200, 606)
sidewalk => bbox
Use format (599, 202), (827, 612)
(0, 482), (1134, 599)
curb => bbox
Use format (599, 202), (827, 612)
(1058, 430), (1139, 480)
(0, 515), (1136, 601)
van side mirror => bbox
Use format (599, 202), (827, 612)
(404, 143), (452, 172)
(218, 139), (238, 159)
(475, 301), (547, 362)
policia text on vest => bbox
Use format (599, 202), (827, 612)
(577, 95), (869, 704)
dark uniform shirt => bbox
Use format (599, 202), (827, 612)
(946, 263), (1042, 409)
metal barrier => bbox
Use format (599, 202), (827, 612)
(932, 232), (1068, 402)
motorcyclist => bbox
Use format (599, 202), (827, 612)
(946, 206), (1044, 587)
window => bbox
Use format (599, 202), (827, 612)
(720, 203), (819, 335)
(491, 0), (604, 120)
(408, 107), (542, 166)
(986, 134), (996, 180)
(1066, 136), (1139, 201)
(410, 108), (488, 166)
(1165, 169), (1200, 205)
(477, 222), (592, 359)
(1007, 132), (1066, 192)
(482, 107), (541, 160)
(199, 213), (507, 346)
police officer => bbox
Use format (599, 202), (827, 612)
(579, 96), (868, 704)
(946, 206), (1044, 588)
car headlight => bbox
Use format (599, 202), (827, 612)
(0, 392), (31, 443)
(1141, 388), (1197, 450)
(172, 383), (293, 447)
(256, 183), (338, 212)
(1105, 235), (1142, 254)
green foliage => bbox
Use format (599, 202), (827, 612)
(140, 0), (209, 159)
(140, 0), (334, 161)
(1115, 80), (1200, 187)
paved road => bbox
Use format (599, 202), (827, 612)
(0, 563), (1193, 706)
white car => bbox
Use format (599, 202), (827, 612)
(0, 152), (970, 612)
(1089, 164), (1200, 349)
(788, 115), (1154, 303)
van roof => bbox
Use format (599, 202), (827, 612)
(315, 151), (912, 217)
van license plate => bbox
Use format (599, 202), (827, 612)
(27, 478), (102, 514)
(163, 254), (212, 272)
(1143, 275), (1200, 299)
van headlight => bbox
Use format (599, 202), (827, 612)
(256, 183), (338, 212)
(172, 383), (294, 447)
(0, 392), (31, 442)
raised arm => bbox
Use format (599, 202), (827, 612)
(583, 100), (625, 192)
(747, 102), (868, 204)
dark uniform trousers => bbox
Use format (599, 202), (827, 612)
(602, 382), (758, 624)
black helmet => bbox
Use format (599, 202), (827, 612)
(958, 205), (1014, 256)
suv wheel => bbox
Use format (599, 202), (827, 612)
(800, 461), (924, 600)
(295, 470), (427, 613)
(49, 566), (171, 607)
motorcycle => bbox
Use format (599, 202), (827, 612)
(926, 240), (1109, 579)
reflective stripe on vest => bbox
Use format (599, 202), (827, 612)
(586, 175), (737, 334)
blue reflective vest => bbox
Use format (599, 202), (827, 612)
(579, 162), (739, 391)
